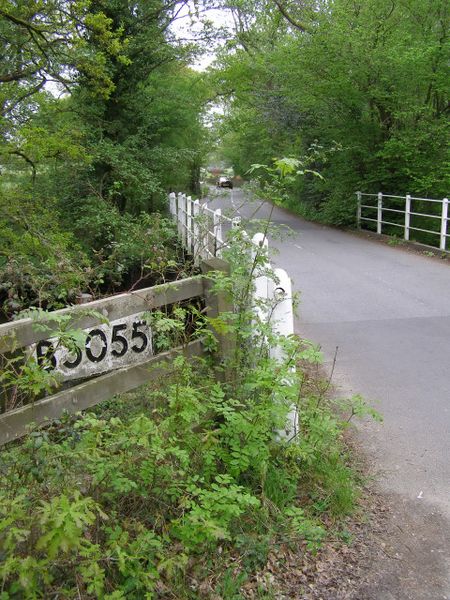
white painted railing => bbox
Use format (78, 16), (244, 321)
(169, 192), (239, 264)
(356, 192), (449, 251)
(169, 192), (298, 437)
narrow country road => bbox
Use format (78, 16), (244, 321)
(207, 188), (450, 599)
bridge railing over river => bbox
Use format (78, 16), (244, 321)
(356, 192), (449, 251)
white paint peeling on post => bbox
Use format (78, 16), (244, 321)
(270, 269), (294, 361)
(270, 268), (297, 439)
(405, 193), (411, 241)
(377, 192), (383, 235)
(440, 198), (448, 251)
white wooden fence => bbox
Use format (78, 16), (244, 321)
(169, 192), (298, 436)
(356, 192), (449, 251)
(169, 192), (240, 263)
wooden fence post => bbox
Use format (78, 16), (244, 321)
(201, 258), (234, 366)
(440, 198), (448, 251)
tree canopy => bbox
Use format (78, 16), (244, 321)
(212, 0), (449, 223)
(0, 0), (212, 314)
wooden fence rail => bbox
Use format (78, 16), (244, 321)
(0, 259), (230, 446)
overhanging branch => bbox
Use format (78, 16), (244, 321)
(272, 0), (312, 33)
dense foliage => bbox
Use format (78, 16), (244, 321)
(213, 0), (449, 225)
(0, 0), (211, 314)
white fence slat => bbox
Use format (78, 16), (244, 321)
(200, 202), (207, 260)
(440, 198), (448, 251)
(405, 194), (411, 241)
(187, 196), (193, 253)
(177, 192), (183, 239)
(193, 199), (200, 265)
(214, 208), (223, 257)
(183, 194), (188, 248)
(169, 192), (176, 220)
(356, 191), (362, 229)
(377, 192), (383, 234)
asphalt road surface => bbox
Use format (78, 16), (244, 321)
(206, 187), (450, 598)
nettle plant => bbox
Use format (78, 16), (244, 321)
(246, 156), (324, 207)
(0, 228), (379, 598)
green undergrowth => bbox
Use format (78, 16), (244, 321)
(0, 230), (380, 598)
(0, 352), (377, 599)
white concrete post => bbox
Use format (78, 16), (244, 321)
(440, 198), (448, 251)
(356, 191), (362, 229)
(377, 192), (383, 235)
(213, 208), (223, 257)
(405, 193), (411, 241)
(193, 199), (200, 265)
(186, 196), (193, 253)
(270, 268), (297, 438)
(169, 192), (176, 220)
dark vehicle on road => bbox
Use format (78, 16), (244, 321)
(216, 176), (233, 189)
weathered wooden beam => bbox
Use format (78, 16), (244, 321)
(0, 339), (204, 446)
(0, 276), (204, 353)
